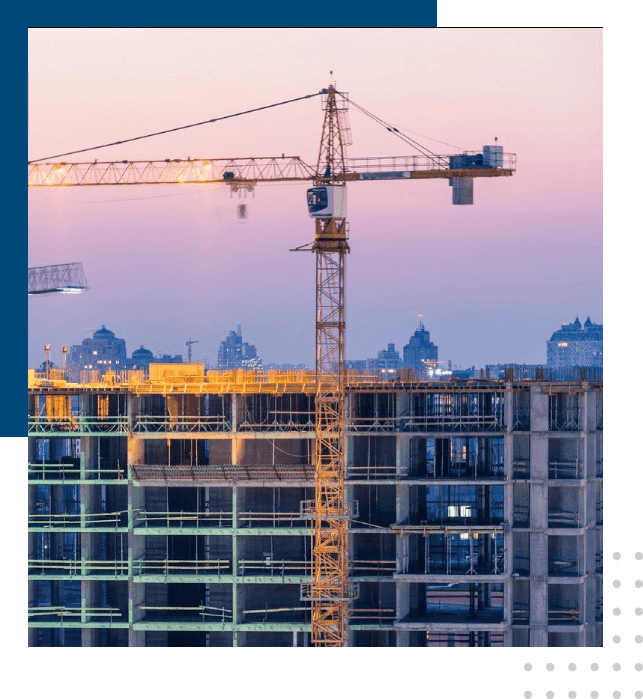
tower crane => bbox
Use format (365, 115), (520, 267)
(186, 338), (199, 363)
(27, 85), (515, 646)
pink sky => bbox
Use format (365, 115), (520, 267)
(28, 28), (602, 369)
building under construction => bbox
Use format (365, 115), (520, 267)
(28, 364), (603, 647)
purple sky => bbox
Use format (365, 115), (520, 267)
(28, 28), (602, 369)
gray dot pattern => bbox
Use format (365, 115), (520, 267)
(636, 692), (643, 699)
(613, 552), (621, 560)
(524, 663), (532, 671)
(568, 692), (576, 699)
(613, 580), (621, 588)
(524, 692), (532, 699)
(613, 608), (621, 616)
(636, 608), (643, 616)
(591, 663), (599, 671)
(636, 635), (643, 643)
(613, 663), (621, 671)
(590, 692), (599, 699)
(636, 663), (643, 672)
(546, 663), (554, 671)
(568, 663), (577, 671)
(613, 635), (621, 643)
(547, 692), (554, 699)
(636, 580), (643, 588)
(635, 551), (642, 560)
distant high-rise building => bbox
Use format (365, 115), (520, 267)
(547, 316), (603, 368)
(403, 319), (438, 376)
(68, 325), (127, 381)
(370, 342), (402, 377)
(217, 326), (261, 369)
(377, 343), (402, 369)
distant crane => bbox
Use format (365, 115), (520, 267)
(28, 262), (88, 296)
(186, 338), (199, 363)
(28, 85), (515, 646)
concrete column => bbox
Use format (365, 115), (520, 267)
(128, 485), (145, 538)
(530, 385), (549, 433)
(584, 432), (597, 479)
(505, 384), (514, 434)
(129, 578), (145, 625)
(585, 528), (597, 575)
(583, 387), (597, 431)
(504, 426), (514, 642)
(529, 578), (548, 646)
(396, 627), (410, 647)
(395, 443), (411, 645)
(127, 437), (145, 474)
(530, 483), (548, 532)
(231, 394), (238, 432)
(81, 579), (99, 644)
(505, 431), (514, 483)
(580, 577), (590, 626)
(80, 434), (98, 480)
(28, 580), (37, 646)
(530, 435), (548, 481)
(128, 629), (145, 647)
(127, 478), (145, 646)
(530, 531), (548, 578)
(529, 452), (548, 649)
(232, 485), (244, 647)
(80, 483), (96, 529)
(127, 394), (140, 432)
(396, 435), (411, 477)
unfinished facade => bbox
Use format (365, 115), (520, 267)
(28, 365), (603, 647)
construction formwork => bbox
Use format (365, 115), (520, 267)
(27, 366), (602, 647)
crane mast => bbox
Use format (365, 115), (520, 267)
(307, 85), (352, 646)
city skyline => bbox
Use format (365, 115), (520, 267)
(28, 28), (602, 370)
(32, 313), (603, 374)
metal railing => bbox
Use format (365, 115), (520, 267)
(138, 605), (233, 622)
(346, 414), (504, 433)
(137, 511), (233, 528)
(347, 464), (398, 480)
(28, 463), (126, 481)
(400, 414), (504, 432)
(511, 608), (580, 624)
(28, 511), (128, 528)
(238, 511), (309, 528)
(345, 152), (517, 173)
(239, 559), (309, 576)
(548, 560), (581, 577)
(512, 459), (530, 479)
(132, 559), (231, 575)
(28, 606), (123, 621)
(236, 559), (396, 577)
(131, 415), (230, 433)
(130, 463), (314, 482)
(428, 461), (505, 480)
(28, 559), (128, 575)
(548, 511), (581, 528)
(549, 459), (582, 479)
(28, 415), (128, 434)
(423, 557), (505, 576)
(513, 504), (530, 528)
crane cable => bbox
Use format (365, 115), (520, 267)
(28, 91), (323, 164)
(338, 92), (466, 161)
(344, 95), (440, 158)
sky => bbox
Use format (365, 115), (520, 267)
(28, 28), (602, 370)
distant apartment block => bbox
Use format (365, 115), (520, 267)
(547, 317), (602, 369)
